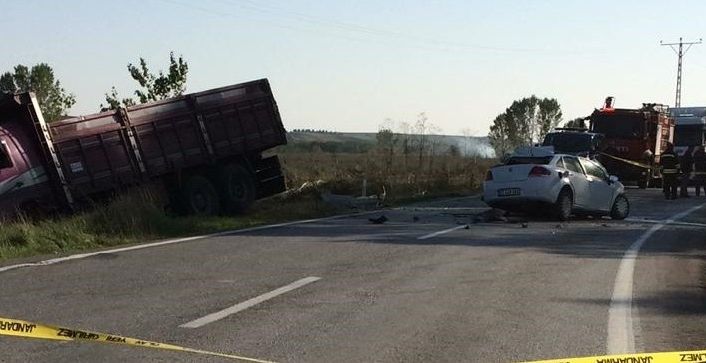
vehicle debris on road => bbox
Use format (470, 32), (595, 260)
(368, 215), (388, 224)
(472, 208), (509, 223)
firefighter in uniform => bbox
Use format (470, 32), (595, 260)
(694, 146), (706, 197)
(680, 146), (694, 197)
(660, 143), (680, 200)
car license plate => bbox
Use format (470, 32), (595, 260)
(498, 188), (521, 197)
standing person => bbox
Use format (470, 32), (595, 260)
(680, 146), (694, 198)
(694, 146), (706, 197)
(660, 143), (680, 200)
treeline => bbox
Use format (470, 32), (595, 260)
(281, 140), (374, 154)
(289, 129), (338, 133)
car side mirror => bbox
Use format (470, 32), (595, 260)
(561, 170), (570, 178)
(609, 175), (619, 183)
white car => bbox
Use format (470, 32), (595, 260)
(483, 148), (629, 220)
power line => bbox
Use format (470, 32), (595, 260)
(661, 37), (702, 108)
(222, 0), (549, 53)
(162, 0), (603, 55)
(157, 0), (471, 53)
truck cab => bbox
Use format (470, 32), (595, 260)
(0, 94), (56, 217)
(670, 107), (706, 156)
(541, 127), (604, 158)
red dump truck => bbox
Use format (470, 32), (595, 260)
(0, 79), (287, 218)
(590, 98), (674, 188)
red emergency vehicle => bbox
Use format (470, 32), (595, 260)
(589, 97), (674, 188)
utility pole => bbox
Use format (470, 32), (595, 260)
(661, 37), (702, 108)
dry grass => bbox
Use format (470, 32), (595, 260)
(279, 150), (493, 201)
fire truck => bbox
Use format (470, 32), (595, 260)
(589, 97), (674, 188)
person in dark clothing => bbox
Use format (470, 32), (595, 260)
(660, 143), (680, 200)
(680, 146), (694, 197)
(694, 146), (706, 197)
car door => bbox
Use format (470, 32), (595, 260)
(579, 158), (614, 211)
(561, 156), (590, 209)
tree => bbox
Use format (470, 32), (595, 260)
(103, 52), (188, 110)
(0, 63), (76, 122)
(448, 144), (460, 157)
(0, 73), (16, 93)
(564, 117), (587, 129)
(376, 128), (396, 153)
(488, 96), (562, 157)
(376, 127), (397, 175)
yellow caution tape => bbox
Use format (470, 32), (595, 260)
(0, 316), (275, 363)
(523, 350), (706, 363)
(598, 152), (653, 170)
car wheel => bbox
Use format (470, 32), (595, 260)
(554, 189), (573, 221)
(610, 194), (629, 220)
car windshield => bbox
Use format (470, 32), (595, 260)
(542, 133), (595, 152)
(674, 124), (704, 146)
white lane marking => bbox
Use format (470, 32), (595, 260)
(0, 211), (381, 274)
(180, 276), (321, 329)
(625, 217), (706, 228)
(417, 225), (468, 240)
(607, 203), (705, 354)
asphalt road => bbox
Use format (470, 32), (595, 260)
(1, 189), (705, 362)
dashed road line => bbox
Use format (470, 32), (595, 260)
(180, 276), (322, 329)
(417, 225), (468, 240)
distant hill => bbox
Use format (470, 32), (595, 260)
(283, 131), (494, 157)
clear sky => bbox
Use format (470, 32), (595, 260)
(2, 0), (705, 136)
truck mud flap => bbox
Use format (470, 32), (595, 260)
(255, 155), (286, 198)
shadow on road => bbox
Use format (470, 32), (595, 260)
(555, 288), (706, 316)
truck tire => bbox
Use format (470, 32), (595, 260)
(217, 163), (256, 214)
(610, 194), (630, 220)
(554, 189), (573, 221)
(180, 175), (221, 216)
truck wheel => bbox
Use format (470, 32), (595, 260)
(217, 164), (256, 214)
(180, 175), (221, 216)
(554, 189), (573, 221)
(610, 195), (630, 220)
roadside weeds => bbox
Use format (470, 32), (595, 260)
(0, 187), (476, 261)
